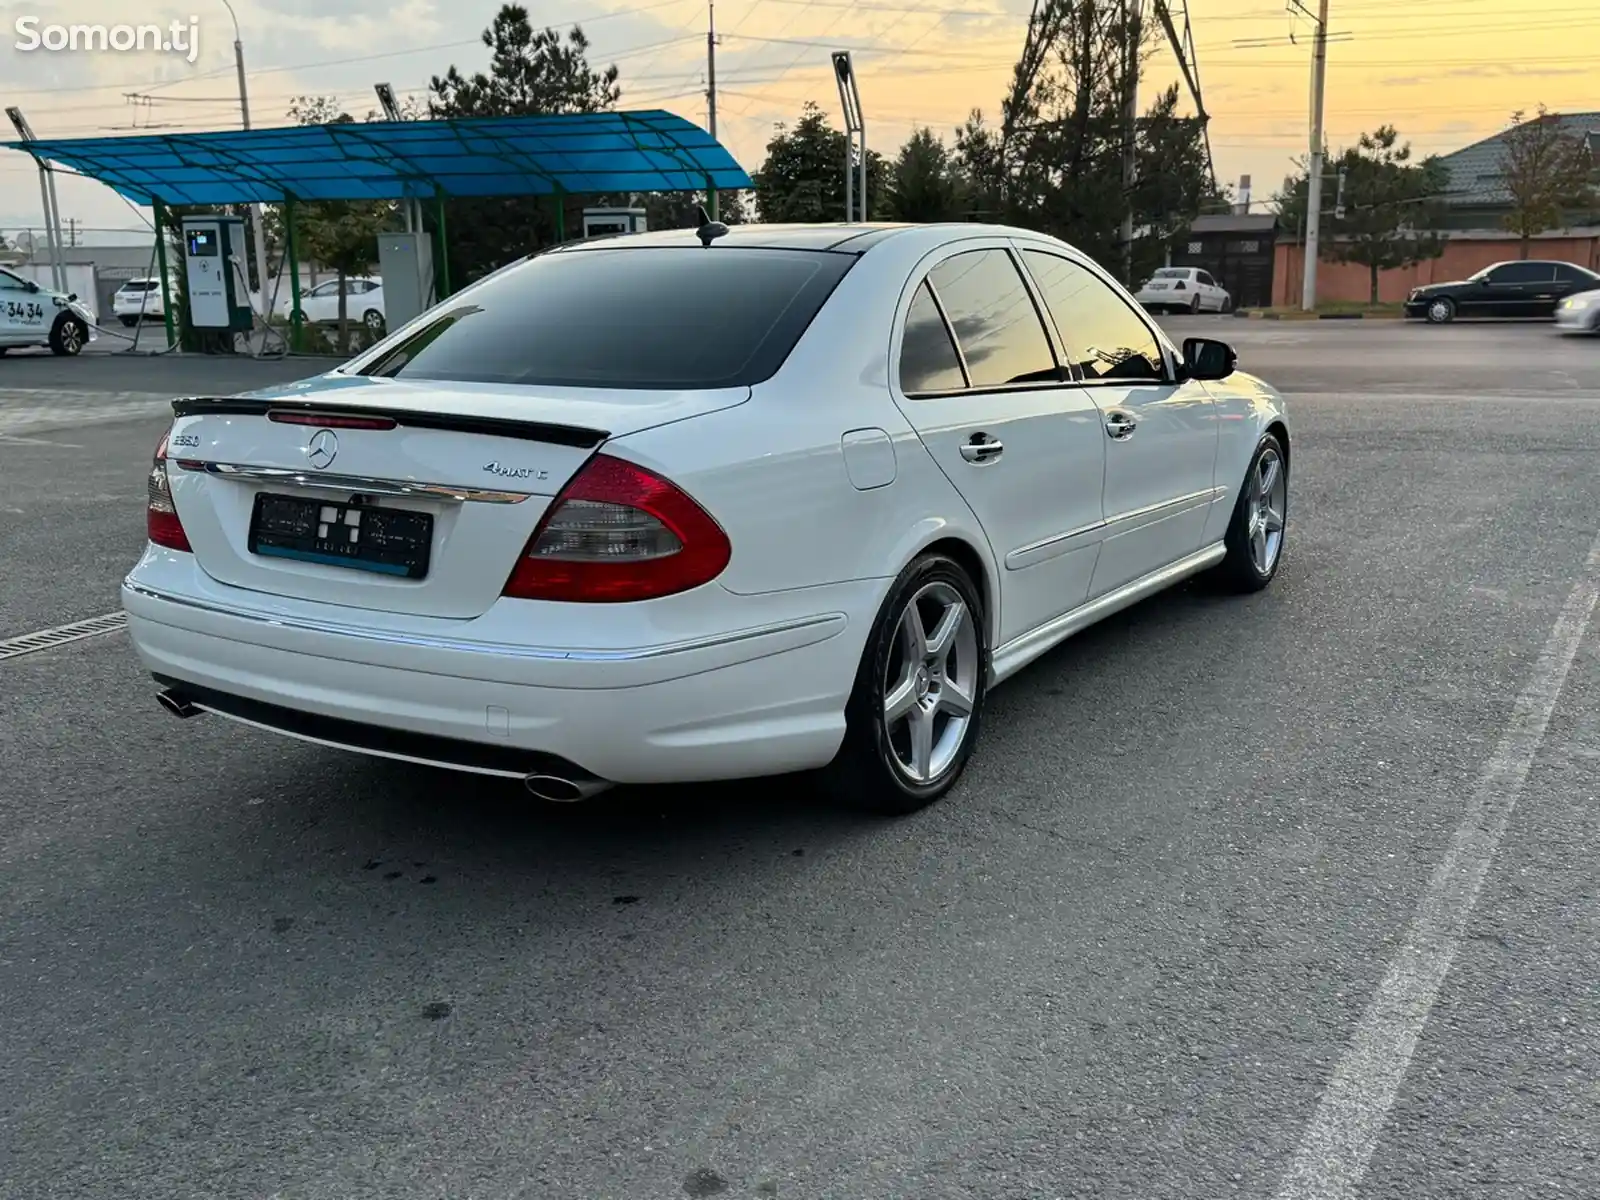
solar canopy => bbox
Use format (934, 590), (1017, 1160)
(2, 110), (752, 206)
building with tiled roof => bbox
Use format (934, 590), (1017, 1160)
(1431, 111), (1600, 231)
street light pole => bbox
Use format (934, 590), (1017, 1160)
(220, 0), (272, 318)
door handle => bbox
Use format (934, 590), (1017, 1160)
(960, 434), (1003, 464)
(1105, 412), (1137, 440)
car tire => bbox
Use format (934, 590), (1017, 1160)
(1425, 297), (1456, 324)
(1213, 432), (1288, 594)
(49, 314), (86, 356)
(1221, 294), (1234, 313)
(821, 552), (988, 816)
(1190, 294), (1202, 314)
(362, 308), (385, 333)
(119, 315), (139, 328)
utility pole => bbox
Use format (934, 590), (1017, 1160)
(706, 1), (720, 219)
(375, 83), (422, 234)
(1300, 0), (1331, 312)
(1120, 0), (1142, 285)
(4, 107), (67, 293)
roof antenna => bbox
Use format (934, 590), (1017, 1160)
(695, 204), (728, 247)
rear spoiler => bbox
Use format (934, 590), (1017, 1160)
(169, 396), (609, 449)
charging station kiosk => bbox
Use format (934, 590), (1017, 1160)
(376, 231), (435, 330)
(180, 215), (254, 334)
(581, 207), (648, 239)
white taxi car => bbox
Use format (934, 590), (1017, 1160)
(0, 265), (98, 355)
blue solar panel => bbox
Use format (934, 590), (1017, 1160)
(3, 111), (752, 205)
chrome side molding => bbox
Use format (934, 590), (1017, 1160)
(175, 461), (534, 505)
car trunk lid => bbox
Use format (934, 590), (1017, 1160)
(164, 374), (750, 619)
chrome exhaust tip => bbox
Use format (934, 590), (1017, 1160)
(157, 688), (201, 719)
(524, 773), (612, 802)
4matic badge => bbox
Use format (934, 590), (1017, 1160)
(482, 461), (548, 482)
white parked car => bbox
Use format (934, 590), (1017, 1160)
(111, 277), (173, 325)
(287, 276), (386, 333)
(123, 223), (1290, 814)
(1134, 266), (1232, 314)
(0, 265), (97, 355)
(1554, 287), (1600, 335)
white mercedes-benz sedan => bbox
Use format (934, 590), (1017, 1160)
(123, 221), (1290, 815)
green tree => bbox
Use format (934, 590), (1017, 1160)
(885, 127), (964, 222)
(266, 96), (399, 353)
(957, 0), (1153, 274)
(1323, 126), (1448, 303)
(1131, 83), (1226, 279)
(1499, 105), (1597, 257)
(428, 4), (622, 281)
(752, 102), (889, 223)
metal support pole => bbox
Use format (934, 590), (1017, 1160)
(858, 115), (868, 221)
(5, 107), (67, 293)
(832, 52), (865, 222)
(1301, 0), (1331, 312)
(284, 195), (304, 352)
(153, 198), (177, 350)
(705, 174), (719, 222)
(553, 190), (565, 244)
(42, 166), (67, 293)
(434, 196), (451, 298)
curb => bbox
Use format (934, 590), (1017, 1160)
(1235, 309), (1405, 322)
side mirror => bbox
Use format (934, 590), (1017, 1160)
(25, 280), (39, 293)
(1181, 336), (1237, 381)
(66, 292), (78, 302)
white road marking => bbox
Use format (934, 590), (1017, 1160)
(0, 611), (128, 661)
(1275, 530), (1600, 1200)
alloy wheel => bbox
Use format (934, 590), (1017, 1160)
(881, 580), (980, 784)
(1247, 447), (1287, 574)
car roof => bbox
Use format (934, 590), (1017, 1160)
(547, 221), (1059, 257)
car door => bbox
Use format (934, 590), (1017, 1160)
(891, 242), (1107, 646)
(302, 281), (338, 322)
(1478, 262), (1550, 316)
(1552, 263), (1597, 310)
(0, 269), (45, 346)
(1017, 246), (1220, 598)
(1195, 270), (1220, 311)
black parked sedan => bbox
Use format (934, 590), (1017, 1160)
(1405, 259), (1600, 323)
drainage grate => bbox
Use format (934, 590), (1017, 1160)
(0, 611), (128, 661)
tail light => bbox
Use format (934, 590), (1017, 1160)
(1173, 280), (1187, 290)
(502, 454), (731, 603)
(147, 431), (192, 552)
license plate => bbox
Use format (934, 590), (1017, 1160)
(248, 492), (432, 579)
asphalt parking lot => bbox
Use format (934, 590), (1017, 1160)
(3, 318), (1598, 1199)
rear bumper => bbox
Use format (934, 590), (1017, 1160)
(122, 554), (880, 785)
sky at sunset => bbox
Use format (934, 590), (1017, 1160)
(0, 0), (1591, 243)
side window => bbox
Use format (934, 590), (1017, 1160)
(1195, 271), (1212, 287)
(0, 270), (29, 292)
(898, 281), (966, 394)
(1554, 263), (1593, 285)
(1489, 262), (1554, 284)
(1021, 249), (1166, 383)
(308, 281), (339, 297)
(927, 248), (1061, 389)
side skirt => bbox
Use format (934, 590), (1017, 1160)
(988, 541), (1228, 686)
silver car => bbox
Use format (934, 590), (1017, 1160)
(1554, 287), (1600, 335)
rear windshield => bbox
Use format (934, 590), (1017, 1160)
(1151, 268), (1190, 280)
(120, 281), (156, 291)
(356, 245), (856, 389)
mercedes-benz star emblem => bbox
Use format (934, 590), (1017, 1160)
(306, 429), (339, 470)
